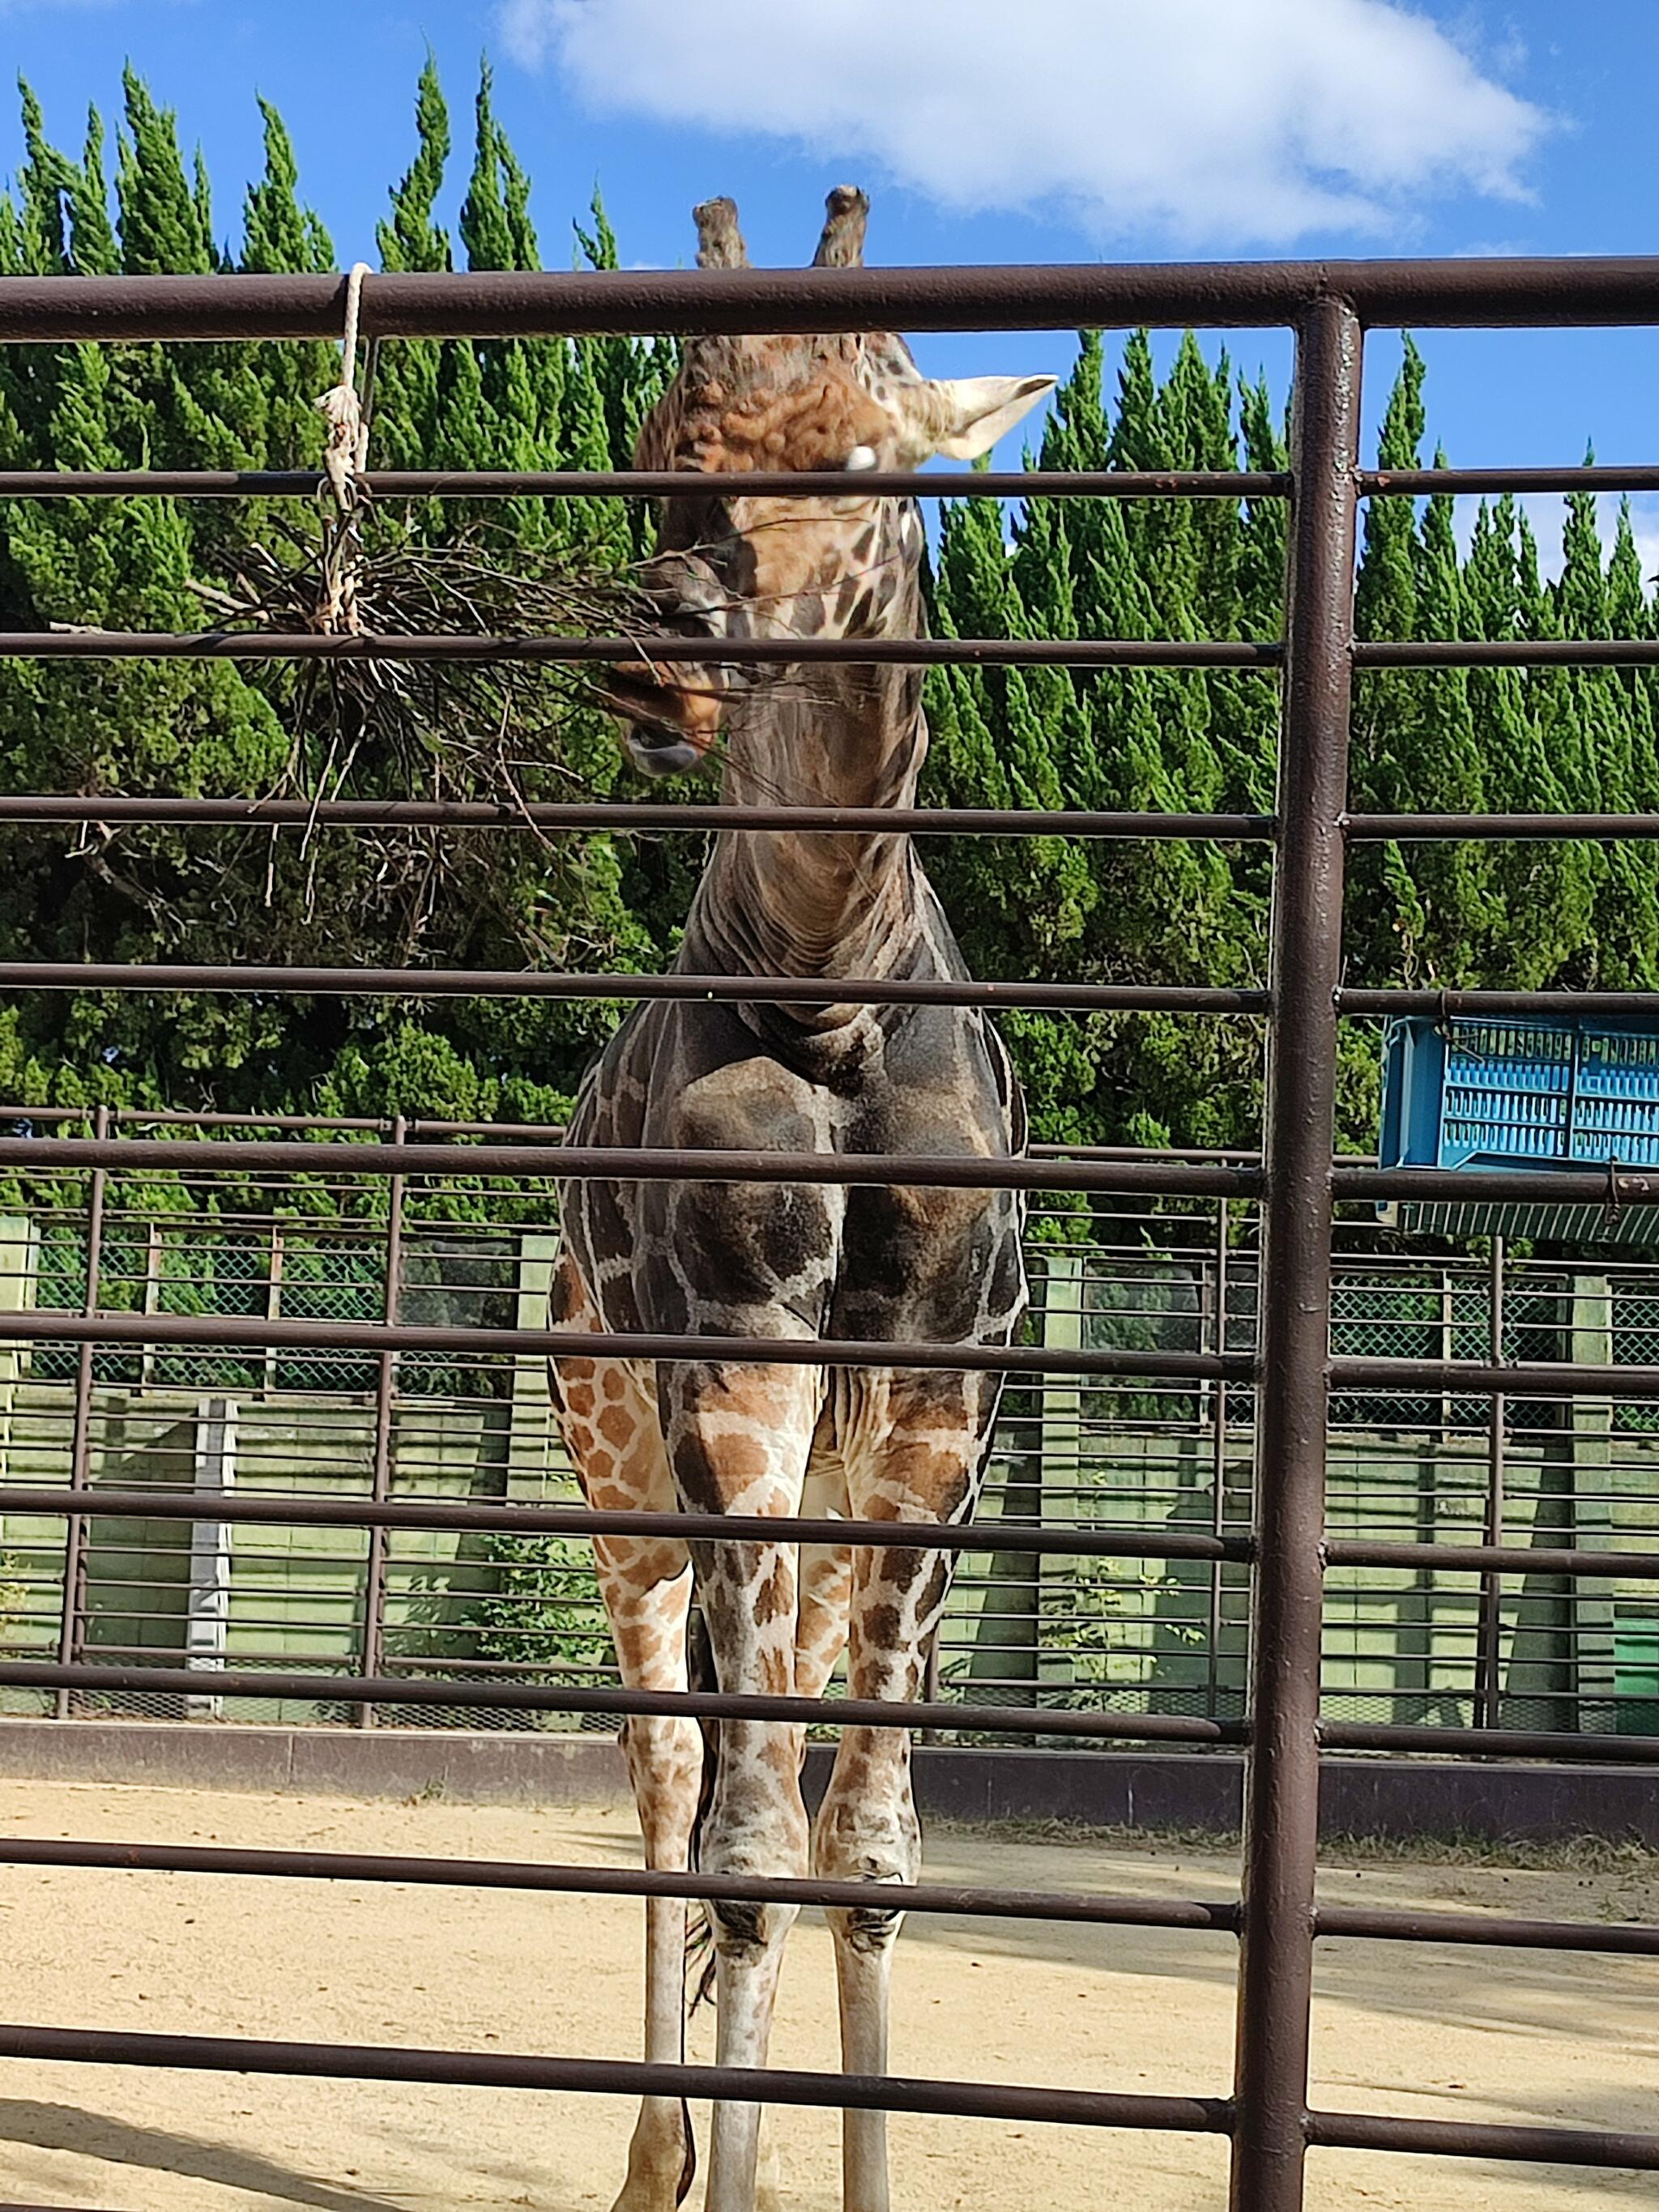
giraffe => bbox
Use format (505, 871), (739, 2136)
(548, 185), (1053, 2212)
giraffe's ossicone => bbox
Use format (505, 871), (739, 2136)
(548, 185), (1053, 2212)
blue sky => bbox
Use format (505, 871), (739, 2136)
(2, 0), (1656, 573)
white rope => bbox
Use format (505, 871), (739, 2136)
(315, 262), (373, 633)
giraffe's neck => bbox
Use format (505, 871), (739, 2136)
(693, 659), (931, 982)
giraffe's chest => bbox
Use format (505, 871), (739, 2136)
(562, 998), (1026, 1351)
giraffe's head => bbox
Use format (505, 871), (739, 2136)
(605, 188), (1054, 779)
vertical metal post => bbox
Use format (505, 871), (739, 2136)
(140, 1218), (160, 1389)
(185, 1395), (237, 1720)
(55, 1102), (111, 1720)
(263, 1226), (284, 1397)
(1207, 1196), (1230, 1720)
(1229, 296), (1362, 2212)
(357, 1115), (406, 1728)
(1475, 1237), (1507, 1729)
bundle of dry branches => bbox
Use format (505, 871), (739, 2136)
(182, 503), (660, 958)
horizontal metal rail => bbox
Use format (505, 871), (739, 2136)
(0, 2018), (1230, 2134)
(1330, 1355), (1659, 1397)
(0, 1835), (1240, 1931)
(1321, 1537), (1657, 1580)
(1337, 1164), (1659, 1204)
(0, 1658), (1242, 1742)
(11, 462), (1659, 501)
(0, 962), (1266, 1014)
(0, 794), (1275, 839)
(0, 629), (1279, 669)
(2, 1836), (1654, 1956)
(0, 1306), (1248, 1382)
(12, 1134), (1659, 1211)
(1353, 639), (1659, 667)
(0, 1134), (1264, 1197)
(1305, 2109), (1659, 2171)
(4, 799), (1655, 844)
(0, 1484), (1253, 1564)
(3, 256), (1659, 341)
(1347, 812), (1659, 841)
(0, 467), (1290, 503)
(1341, 987), (1659, 1018)
(1312, 1903), (1659, 1954)
(0, 2015), (1645, 2170)
(1322, 1720), (1659, 1764)
(9, 629), (1659, 671)
(0, 1481), (1648, 1583)
(1361, 465), (1659, 496)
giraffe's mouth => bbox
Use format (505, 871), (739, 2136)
(626, 727), (705, 778)
(599, 670), (722, 779)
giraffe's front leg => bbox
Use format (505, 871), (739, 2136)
(817, 1372), (996, 2212)
(601, 1535), (702, 2212)
(660, 1356), (824, 2212)
(551, 1312), (702, 2212)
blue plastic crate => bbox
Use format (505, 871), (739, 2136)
(1378, 1014), (1659, 1245)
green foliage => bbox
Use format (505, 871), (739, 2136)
(470, 1531), (612, 1673)
(0, 64), (674, 1134)
(930, 331), (1659, 1156)
(0, 69), (1654, 1183)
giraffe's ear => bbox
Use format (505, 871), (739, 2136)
(929, 374), (1056, 461)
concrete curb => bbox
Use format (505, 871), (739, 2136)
(0, 1720), (1653, 1843)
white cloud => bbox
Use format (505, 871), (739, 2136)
(497, 0), (1549, 249)
(1457, 492), (1659, 589)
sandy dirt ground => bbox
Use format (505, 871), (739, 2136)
(0, 1779), (1653, 2210)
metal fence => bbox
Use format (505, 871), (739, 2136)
(2, 1129), (1657, 1739)
(0, 257), (1657, 2207)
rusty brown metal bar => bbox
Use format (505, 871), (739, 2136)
(0, 794), (1273, 838)
(1341, 987), (1659, 1017)
(8, 627), (1659, 671)
(0, 2018), (1231, 2135)
(1312, 1902), (1659, 1954)
(1362, 465), (1659, 496)
(1331, 1356), (1659, 1397)
(0, 1482), (1255, 1562)
(3, 256), (1659, 343)
(0, 467), (1287, 502)
(0, 1134), (1265, 1196)
(0, 629), (1278, 669)
(12, 460), (1659, 501)
(0, 1835), (1240, 1931)
(1322, 1536), (1653, 1581)
(30, 1133), (1659, 1209)
(0, 1658), (1244, 1742)
(1230, 295), (1363, 2212)
(1340, 1163), (1659, 1204)
(1346, 812), (1659, 839)
(0, 1306), (1246, 1383)
(1323, 1721), (1659, 1763)
(1305, 2109), (1659, 2169)
(53, 1102), (109, 1723)
(2, 1835), (1657, 1958)
(0, 961), (1262, 1015)
(1354, 639), (1659, 667)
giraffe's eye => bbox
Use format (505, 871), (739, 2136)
(843, 445), (880, 472)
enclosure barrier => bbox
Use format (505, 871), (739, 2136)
(0, 256), (1656, 2211)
